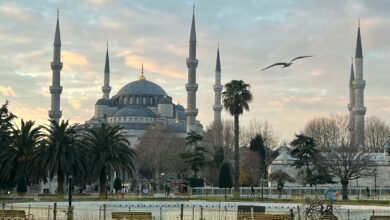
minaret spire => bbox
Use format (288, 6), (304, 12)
(348, 58), (355, 147)
(355, 21), (363, 58)
(185, 7), (199, 132)
(49, 10), (63, 125)
(213, 45), (223, 125)
(352, 22), (366, 148)
(102, 42), (111, 99)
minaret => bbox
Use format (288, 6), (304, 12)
(102, 43), (111, 99)
(213, 45), (223, 125)
(348, 59), (355, 147)
(185, 7), (199, 132)
(49, 10), (63, 125)
(352, 22), (366, 148)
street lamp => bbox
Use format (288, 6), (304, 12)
(373, 168), (377, 199)
(160, 173), (165, 196)
(67, 129), (74, 220)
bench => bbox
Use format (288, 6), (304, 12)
(112, 212), (152, 220)
(370, 217), (390, 220)
(237, 212), (293, 220)
(0, 210), (27, 219)
(321, 215), (338, 220)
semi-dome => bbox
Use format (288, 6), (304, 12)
(117, 79), (167, 96)
(111, 106), (156, 117)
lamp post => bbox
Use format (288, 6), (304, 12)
(160, 173), (165, 196)
(67, 130), (74, 220)
(373, 168), (377, 199)
(260, 178), (264, 201)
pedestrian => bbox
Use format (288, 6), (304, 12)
(251, 185), (255, 196)
(366, 187), (370, 198)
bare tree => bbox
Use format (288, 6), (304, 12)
(303, 114), (349, 149)
(203, 119), (235, 161)
(240, 151), (261, 186)
(365, 116), (390, 152)
(317, 144), (371, 200)
(135, 124), (186, 179)
(241, 120), (279, 149)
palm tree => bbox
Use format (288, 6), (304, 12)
(222, 80), (253, 196)
(82, 123), (135, 196)
(0, 101), (17, 149)
(0, 120), (43, 193)
(33, 120), (86, 194)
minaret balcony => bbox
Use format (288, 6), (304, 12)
(48, 110), (62, 119)
(352, 80), (366, 89)
(213, 85), (223, 92)
(352, 106), (366, 115)
(50, 86), (63, 94)
(185, 109), (198, 116)
(50, 62), (63, 70)
(102, 86), (112, 93)
(213, 105), (222, 111)
(185, 83), (198, 92)
(186, 58), (198, 68)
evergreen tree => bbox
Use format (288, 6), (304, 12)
(218, 162), (233, 199)
(113, 177), (122, 194)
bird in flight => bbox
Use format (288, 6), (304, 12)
(261, 55), (313, 71)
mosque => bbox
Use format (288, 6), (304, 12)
(48, 10), (224, 147)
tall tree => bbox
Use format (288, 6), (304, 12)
(240, 151), (261, 186)
(365, 116), (390, 152)
(242, 120), (279, 148)
(218, 162), (233, 199)
(303, 114), (349, 149)
(0, 101), (16, 149)
(33, 120), (86, 194)
(180, 131), (207, 177)
(82, 123), (135, 196)
(317, 144), (371, 200)
(290, 134), (319, 172)
(249, 134), (279, 183)
(222, 80), (253, 196)
(136, 124), (187, 179)
(0, 120), (43, 192)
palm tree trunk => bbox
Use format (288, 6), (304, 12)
(57, 170), (64, 194)
(233, 114), (240, 197)
(99, 169), (107, 196)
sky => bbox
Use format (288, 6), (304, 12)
(0, 0), (389, 141)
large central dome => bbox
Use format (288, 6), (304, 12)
(117, 79), (167, 96)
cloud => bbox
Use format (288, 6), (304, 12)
(69, 99), (82, 110)
(62, 51), (89, 67)
(123, 54), (185, 79)
(0, 3), (31, 20)
(0, 85), (16, 97)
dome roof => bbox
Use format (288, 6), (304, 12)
(117, 80), (167, 96)
(111, 106), (155, 117)
(175, 104), (185, 111)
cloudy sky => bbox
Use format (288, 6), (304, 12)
(0, 0), (389, 141)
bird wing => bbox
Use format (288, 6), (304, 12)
(290, 55), (313, 62)
(261, 62), (288, 71)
